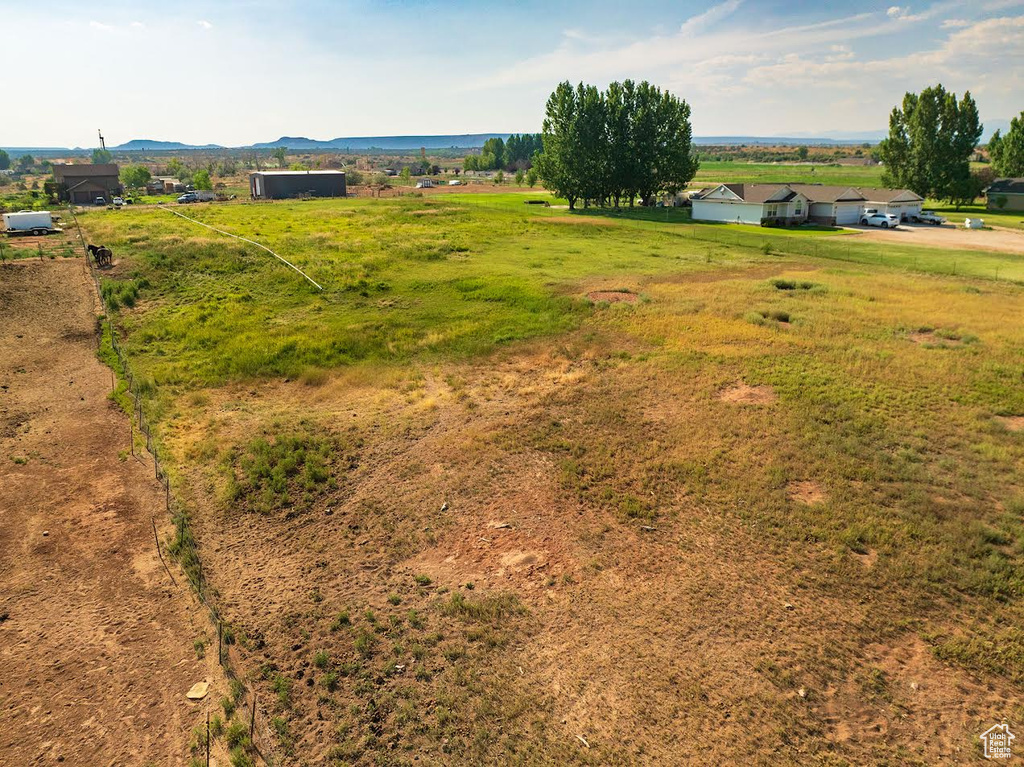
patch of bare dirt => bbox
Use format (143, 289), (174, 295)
(0, 261), (221, 764)
(788, 480), (827, 505)
(995, 415), (1024, 432)
(817, 634), (1018, 762)
(717, 382), (778, 404)
(908, 330), (964, 347)
(586, 290), (638, 304)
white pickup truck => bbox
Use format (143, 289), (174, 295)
(2, 210), (58, 236)
(911, 211), (947, 225)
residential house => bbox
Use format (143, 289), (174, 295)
(51, 163), (121, 204)
(691, 184), (923, 226)
(985, 178), (1024, 212)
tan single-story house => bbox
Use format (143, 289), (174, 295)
(986, 178), (1024, 212)
(691, 184), (924, 226)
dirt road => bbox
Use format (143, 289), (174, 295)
(849, 222), (1024, 254)
(0, 260), (215, 765)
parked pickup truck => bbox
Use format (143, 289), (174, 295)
(860, 211), (900, 228)
(177, 190), (215, 203)
(911, 211), (947, 225)
(2, 210), (59, 236)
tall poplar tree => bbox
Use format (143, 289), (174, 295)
(879, 85), (982, 203)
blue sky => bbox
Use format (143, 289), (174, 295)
(1, 0), (1021, 146)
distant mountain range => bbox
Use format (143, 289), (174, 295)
(3, 121), (1011, 154)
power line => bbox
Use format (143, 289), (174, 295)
(156, 205), (324, 291)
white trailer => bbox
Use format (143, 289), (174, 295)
(2, 210), (57, 236)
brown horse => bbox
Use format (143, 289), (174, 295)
(87, 244), (112, 268)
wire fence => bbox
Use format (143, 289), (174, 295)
(71, 206), (279, 764)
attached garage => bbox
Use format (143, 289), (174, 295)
(691, 199), (764, 224)
(857, 188), (924, 221)
(834, 201), (863, 225)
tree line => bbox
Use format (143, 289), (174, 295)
(464, 134), (542, 172)
(535, 80), (698, 209)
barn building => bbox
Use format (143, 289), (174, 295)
(52, 163), (122, 204)
(249, 170), (347, 200)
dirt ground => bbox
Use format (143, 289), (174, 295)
(0, 260), (221, 766)
(849, 222), (1024, 254)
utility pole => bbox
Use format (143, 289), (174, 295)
(98, 129), (106, 151)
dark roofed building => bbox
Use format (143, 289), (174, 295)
(250, 170), (347, 200)
(986, 178), (1024, 212)
(52, 163), (121, 204)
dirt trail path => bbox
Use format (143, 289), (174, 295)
(0, 260), (215, 766)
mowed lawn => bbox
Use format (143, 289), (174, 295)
(79, 194), (1024, 764)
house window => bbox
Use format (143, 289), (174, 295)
(794, 200), (803, 215)
(766, 204), (779, 217)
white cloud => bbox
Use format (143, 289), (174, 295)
(887, 6), (907, 18)
(89, 20), (113, 31)
(941, 18), (970, 27)
(198, 20), (213, 30)
(680, 0), (742, 37)
(130, 21), (146, 29)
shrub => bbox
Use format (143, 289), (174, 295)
(414, 574), (432, 586)
(330, 610), (351, 631)
(225, 721), (250, 749)
(313, 649), (330, 669)
(221, 695), (236, 718)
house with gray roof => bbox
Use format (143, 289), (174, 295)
(986, 178), (1024, 212)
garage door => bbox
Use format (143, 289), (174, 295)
(835, 203), (862, 225)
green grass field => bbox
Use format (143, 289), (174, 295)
(693, 159), (885, 188)
(78, 192), (1024, 764)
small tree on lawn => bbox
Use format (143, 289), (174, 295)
(494, 170), (504, 185)
(514, 169), (525, 186)
(526, 168), (538, 187)
(272, 147), (287, 168)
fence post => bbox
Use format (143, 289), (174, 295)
(218, 622), (223, 665)
(250, 693), (257, 742)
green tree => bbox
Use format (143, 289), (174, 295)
(797, 146), (809, 160)
(345, 168), (364, 185)
(0, 149), (10, 171)
(464, 155), (479, 171)
(400, 167), (411, 182)
(535, 81), (584, 209)
(120, 164), (152, 189)
(989, 111), (1024, 177)
(17, 154), (34, 172)
(193, 169), (213, 190)
(272, 147), (288, 168)
(494, 170), (504, 185)
(526, 168), (538, 187)
(481, 137), (506, 169)
(879, 85), (982, 203)
(92, 148), (113, 164)
(514, 169), (525, 186)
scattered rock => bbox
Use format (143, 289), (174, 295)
(42, 530), (49, 537)
(185, 681), (209, 700)
(798, 687), (807, 698)
(487, 521), (511, 530)
(440, 502), (449, 512)
(785, 603), (795, 611)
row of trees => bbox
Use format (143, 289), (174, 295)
(535, 80), (698, 209)
(879, 85), (982, 206)
(464, 134), (542, 172)
(989, 112), (1024, 178)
